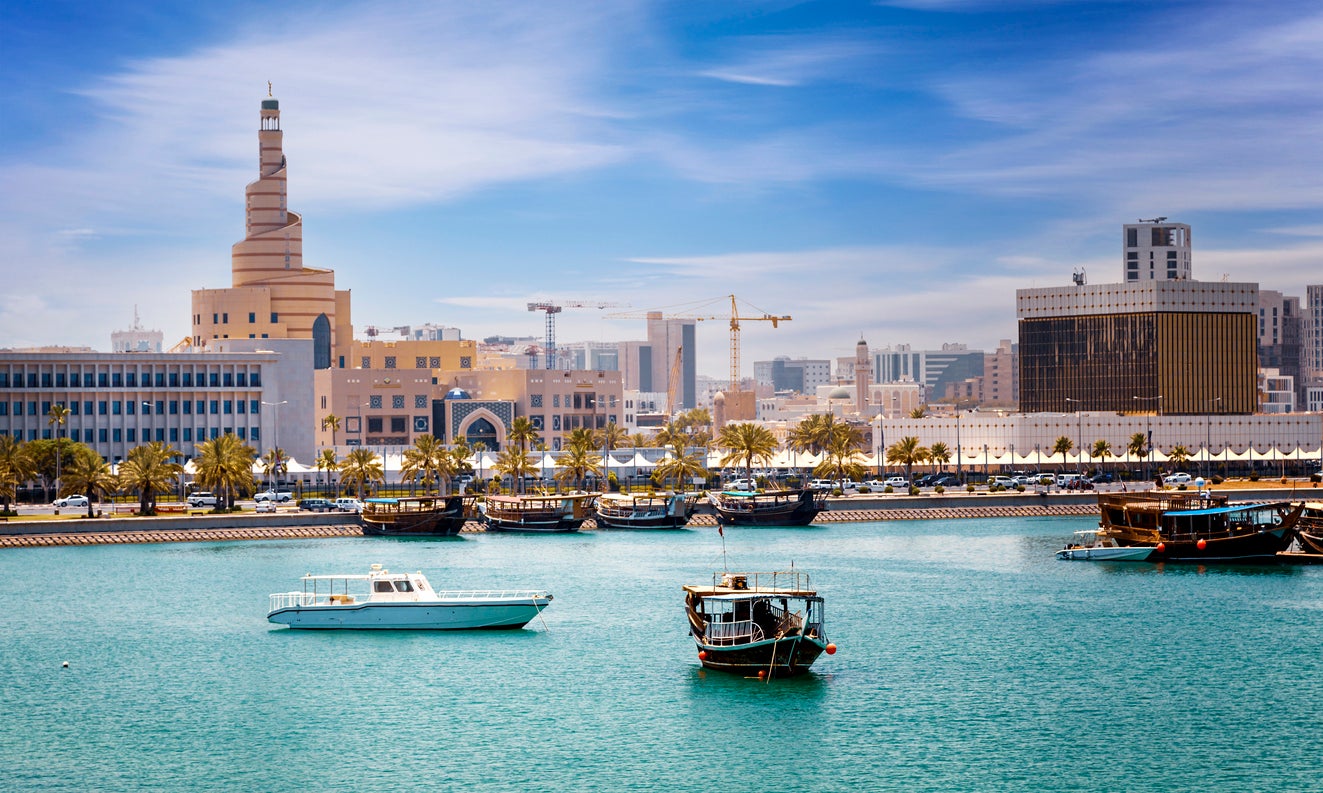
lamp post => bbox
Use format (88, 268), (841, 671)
(261, 400), (287, 493)
(1133, 395), (1163, 482)
(1203, 396), (1222, 479)
(875, 411), (884, 479)
(1065, 397), (1085, 474)
(955, 410), (963, 484)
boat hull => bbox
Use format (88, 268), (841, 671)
(712, 489), (824, 527)
(268, 599), (550, 630)
(693, 635), (827, 678)
(1057, 545), (1155, 562)
(361, 513), (467, 537)
(482, 516), (584, 533)
(1148, 526), (1296, 564)
(594, 512), (692, 530)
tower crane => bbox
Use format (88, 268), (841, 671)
(526, 300), (626, 370)
(607, 294), (791, 392)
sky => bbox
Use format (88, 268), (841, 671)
(3, 0), (1322, 379)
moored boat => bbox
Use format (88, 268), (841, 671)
(360, 495), (477, 537)
(267, 564), (552, 630)
(1294, 501), (1323, 555)
(594, 492), (696, 529)
(1056, 528), (1155, 561)
(1097, 491), (1303, 564)
(708, 488), (825, 527)
(480, 493), (598, 533)
(684, 570), (834, 678)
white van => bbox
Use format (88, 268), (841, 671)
(334, 497), (364, 513)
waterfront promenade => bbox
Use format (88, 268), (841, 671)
(4, 483), (1312, 547)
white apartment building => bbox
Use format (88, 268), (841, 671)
(1124, 219), (1192, 282)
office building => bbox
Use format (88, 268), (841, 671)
(1124, 219), (1192, 282)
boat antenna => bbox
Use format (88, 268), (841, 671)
(719, 522), (728, 572)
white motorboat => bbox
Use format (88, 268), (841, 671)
(267, 564), (552, 630)
(1055, 529), (1154, 562)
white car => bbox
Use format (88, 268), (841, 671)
(334, 498), (364, 513)
(53, 495), (89, 509)
(884, 476), (910, 489)
(254, 490), (293, 503)
(187, 492), (218, 508)
(1163, 472), (1193, 485)
(255, 500), (277, 513)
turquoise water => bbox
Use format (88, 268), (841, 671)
(3, 517), (1322, 792)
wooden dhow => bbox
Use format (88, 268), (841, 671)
(1096, 491), (1303, 564)
(594, 492), (696, 530)
(361, 495), (477, 537)
(479, 493), (598, 533)
(708, 488), (826, 527)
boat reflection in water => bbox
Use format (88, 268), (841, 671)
(1096, 491), (1303, 564)
(684, 569), (835, 679)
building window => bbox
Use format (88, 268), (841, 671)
(361, 357), (371, 368)
(460, 356), (472, 369)
(249, 312), (256, 323)
(369, 395), (383, 409)
(414, 395), (427, 409)
(392, 395), (405, 409)
(531, 394), (543, 408)
(429, 357), (440, 368)
(416, 357), (427, 368)
(384, 357), (397, 369)
(222, 313), (229, 324)
(271, 313), (278, 323)
(368, 417), (383, 433)
(390, 417), (406, 433)
(553, 394), (560, 408)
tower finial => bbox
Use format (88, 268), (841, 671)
(268, 81), (273, 97)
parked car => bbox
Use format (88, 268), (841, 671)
(298, 498), (333, 512)
(334, 497), (364, 513)
(187, 491), (218, 508)
(724, 479), (755, 490)
(808, 479), (836, 491)
(987, 476), (1015, 488)
(1163, 472), (1193, 485)
(1090, 472), (1116, 484)
(929, 474), (961, 487)
(254, 490), (293, 503)
(255, 500), (277, 513)
(53, 495), (89, 509)
(884, 476), (910, 489)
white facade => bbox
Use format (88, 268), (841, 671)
(1017, 279), (1258, 319)
(1123, 220), (1192, 282)
(1259, 369), (1296, 414)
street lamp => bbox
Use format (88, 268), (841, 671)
(1203, 396), (1222, 479)
(875, 411), (885, 479)
(1132, 395), (1163, 482)
(955, 410), (962, 483)
(261, 400), (287, 492)
(1065, 397), (1084, 474)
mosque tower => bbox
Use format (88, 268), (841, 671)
(190, 89), (352, 368)
(854, 337), (870, 411)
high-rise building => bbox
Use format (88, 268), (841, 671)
(753, 357), (832, 394)
(191, 93), (352, 370)
(1123, 219), (1192, 282)
(872, 344), (984, 399)
(1306, 284), (1323, 385)
(1258, 290), (1304, 407)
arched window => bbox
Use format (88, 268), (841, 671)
(312, 314), (331, 370)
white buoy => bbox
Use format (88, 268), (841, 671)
(62, 661), (69, 668)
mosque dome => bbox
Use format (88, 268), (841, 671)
(445, 388), (471, 400)
(828, 386), (852, 400)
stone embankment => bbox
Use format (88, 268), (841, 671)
(0, 499), (1105, 548)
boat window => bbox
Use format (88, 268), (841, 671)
(397, 580), (414, 592)
(374, 581), (394, 592)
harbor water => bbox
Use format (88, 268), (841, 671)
(3, 516), (1322, 792)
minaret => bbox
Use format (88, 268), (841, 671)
(233, 93), (302, 285)
(854, 337), (870, 411)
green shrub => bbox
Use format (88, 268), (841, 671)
(1249, 471), (1260, 481)
(1015, 484), (1026, 492)
(934, 485), (945, 494)
(908, 485), (920, 496)
(966, 484), (976, 493)
(857, 486), (872, 494)
(884, 485), (894, 494)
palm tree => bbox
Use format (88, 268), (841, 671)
(1169, 444), (1192, 472)
(400, 435), (447, 495)
(340, 447), (385, 499)
(470, 441), (488, 490)
(0, 435), (34, 514)
(814, 422), (867, 485)
(716, 422), (779, 488)
(1091, 439), (1113, 474)
(316, 448), (338, 496)
(885, 436), (929, 486)
(788, 414), (839, 456)
(321, 413), (341, 447)
(553, 443), (602, 492)
(1051, 435), (1074, 473)
(928, 441), (951, 473)
(909, 406), (927, 419)
(653, 448), (707, 492)
(194, 433), (257, 510)
(508, 417), (540, 454)
(59, 447), (117, 519)
(1127, 432), (1148, 477)
(595, 421), (628, 491)
(118, 442), (183, 515)
(493, 447), (538, 493)
(261, 447), (288, 494)
(47, 403), (71, 501)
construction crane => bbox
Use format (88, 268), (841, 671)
(667, 345), (683, 415)
(526, 300), (626, 370)
(607, 294), (791, 392)
(362, 325), (412, 338)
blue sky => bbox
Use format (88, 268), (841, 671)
(3, 0), (1321, 378)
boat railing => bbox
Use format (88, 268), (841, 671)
(268, 591), (319, 612)
(712, 570), (812, 592)
(431, 589), (550, 601)
(705, 619), (759, 645)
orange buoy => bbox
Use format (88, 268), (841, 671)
(697, 650), (707, 661)
(1156, 543), (1165, 553)
(757, 670), (767, 679)
(1197, 539), (1207, 550)
(825, 643), (837, 655)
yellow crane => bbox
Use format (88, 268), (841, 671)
(667, 345), (683, 415)
(607, 294), (791, 393)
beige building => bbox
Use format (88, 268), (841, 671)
(192, 94), (351, 369)
(449, 369), (623, 452)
